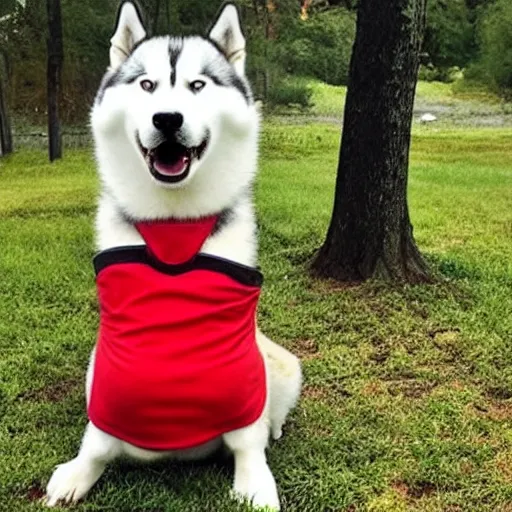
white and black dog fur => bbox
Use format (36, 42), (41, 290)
(45, 2), (301, 510)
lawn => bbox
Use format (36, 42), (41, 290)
(1, 123), (512, 511)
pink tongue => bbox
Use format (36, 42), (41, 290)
(154, 155), (189, 176)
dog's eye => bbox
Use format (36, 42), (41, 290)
(189, 80), (206, 93)
(140, 79), (156, 92)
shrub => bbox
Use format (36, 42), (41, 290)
(275, 8), (356, 87)
(423, 0), (475, 69)
(418, 65), (463, 83)
(477, 0), (512, 93)
(266, 77), (313, 110)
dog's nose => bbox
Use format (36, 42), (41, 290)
(152, 112), (184, 133)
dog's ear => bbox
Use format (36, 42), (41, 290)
(110, 2), (146, 70)
(208, 4), (246, 76)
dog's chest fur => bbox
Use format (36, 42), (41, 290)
(95, 193), (258, 267)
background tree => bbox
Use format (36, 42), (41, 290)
(0, 0), (18, 157)
(476, 0), (512, 93)
(311, 0), (431, 283)
(423, 0), (474, 69)
(47, 0), (63, 161)
(0, 50), (13, 157)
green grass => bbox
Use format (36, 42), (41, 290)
(413, 81), (499, 105)
(308, 80), (347, 117)
(307, 80), (461, 117)
(1, 124), (512, 511)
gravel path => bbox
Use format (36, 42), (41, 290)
(273, 96), (512, 127)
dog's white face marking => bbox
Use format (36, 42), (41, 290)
(119, 37), (250, 186)
(91, 3), (259, 220)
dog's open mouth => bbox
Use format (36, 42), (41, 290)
(137, 135), (208, 184)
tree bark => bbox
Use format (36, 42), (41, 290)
(0, 53), (13, 157)
(262, 0), (276, 99)
(46, 0), (63, 162)
(311, 0), (432, 284)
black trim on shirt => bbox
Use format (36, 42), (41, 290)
(93, 246), (263, 287)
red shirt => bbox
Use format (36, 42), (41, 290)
(87, 217), (266, 450)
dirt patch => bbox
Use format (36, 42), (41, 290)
(489, 403), (512, 421)
(448, 380), (466, 392)
(361, 380), (387, 396)
(26, 482), (45, 502)
(17, 378), (81, 403)
(409, 482), (436, 499)
(293, 338), (320, 360)
(302, 383), (350, 403)
(474, 401), (512, 421)
(390, 480), (437, 501)
(302, 384), (331, 401)
(391, 481), (410, 497)
(496, 452), (512, 483)
(387, 380), (437, 399)
(486, 386), (512, 400)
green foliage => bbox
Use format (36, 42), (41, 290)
(2, 0), (357, 122)
(2, 124), (512, 510)
(476, 0), (512, 93)
(266, 77), (313, 110)
(423, 0), (474, 70)
(422, 0), (512, 93)
(1, 0), (118, 123)
(418, 65), (463, 83)
(3, 0), (303, 122)
(275, 8), (356, 86)
(307, 80), (347, 117)
(0, 0), (16, 18)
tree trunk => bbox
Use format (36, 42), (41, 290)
(46, 0), (63, 162)
(0, 74), (13, 157)
(0, 51), (13, 157)
(311, 0), (432, 284)
(262, 0), (276, 99)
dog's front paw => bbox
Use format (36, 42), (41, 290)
(230, 462), (280, 511)
(45, 457), (103, 507)
(271, 425), (283, 441)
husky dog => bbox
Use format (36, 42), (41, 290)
(45, 3), (301, 510)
